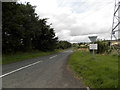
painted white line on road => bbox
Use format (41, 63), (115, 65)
(86, 87), (90, 90)
(49, 55), (57, 59)
(0, 60), (43, 78)
(64, 50), (73, 53)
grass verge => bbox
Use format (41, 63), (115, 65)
(2, 50), (62, 65)
(68, 50), (118, 88)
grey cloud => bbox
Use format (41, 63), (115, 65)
(21, 0), (115, 42)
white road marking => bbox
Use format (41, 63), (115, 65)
(0, 60), (43, 78)
(86, 87), (90, 90)
(64, 50), (73, 53)
(49, 55), (57, 59)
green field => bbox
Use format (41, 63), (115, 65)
(68, 50), (118, 88)
(2, 50), (61, 64)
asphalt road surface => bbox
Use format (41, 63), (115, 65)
(2, 49), (85, 88)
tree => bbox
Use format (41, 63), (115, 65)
(2, 2), (58, 53)
(33, 19), (58, 51)
(18, 2), (38, 51)
(2, 2), (24, 53)
(57, 41), (71, 49)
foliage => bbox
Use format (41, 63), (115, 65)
(68, 51), (118, 88)
(2, 2), (58, 53)
(72, 43), (78, 47)
(57, 41), (71, 49)
(96, 40), (109, 54)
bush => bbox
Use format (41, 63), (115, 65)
(96, 40), (109, 54)
(57, 41), (71, 49)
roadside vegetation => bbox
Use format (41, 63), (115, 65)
(2, 50), (58, 64)
(2, 47), (72, 64)
(69, 41), (118, 88)
(2, 2), (72, 64)
(2, 45), (71, 65)
(68, 50), (118, 88)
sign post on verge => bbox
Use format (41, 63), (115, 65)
(88, 36), (97, 58)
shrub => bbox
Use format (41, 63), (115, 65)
(96, 40), (109, 54)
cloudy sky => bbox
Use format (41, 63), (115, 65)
(19, 0), (115, 43)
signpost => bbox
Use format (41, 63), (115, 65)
(88, 36), (97, 58)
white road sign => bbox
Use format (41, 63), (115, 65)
(89, 44), (98, 50)
(88, 36), (97, 42)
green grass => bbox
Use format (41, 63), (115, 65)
(2, 50), (61, 64)
(68, 50), (118, 88)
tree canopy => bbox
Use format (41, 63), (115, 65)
(2, 2), (58, 53)
(57, 41), (72, 49)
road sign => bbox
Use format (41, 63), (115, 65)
(88, 36), (98, 59)
(89, 44), (98, 50)
(88, 36), (97, 42)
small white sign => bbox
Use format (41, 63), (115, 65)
(89, 44), (98, 50)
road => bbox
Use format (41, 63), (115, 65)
(2, 49), (85, 88)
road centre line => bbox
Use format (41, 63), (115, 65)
(0, 60), (43, 78)
(49, 55), (57, 59)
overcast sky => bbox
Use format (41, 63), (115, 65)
(19, 0), (115, 43)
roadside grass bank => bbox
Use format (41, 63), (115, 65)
(2, 49), (64, 64)
(68, 50), (118, 88)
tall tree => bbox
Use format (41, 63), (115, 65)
(2, 2), (23, 53)
(19, 2), (38, 51)
(2, 2), (58, 53)
(33, 19), (58, 51)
